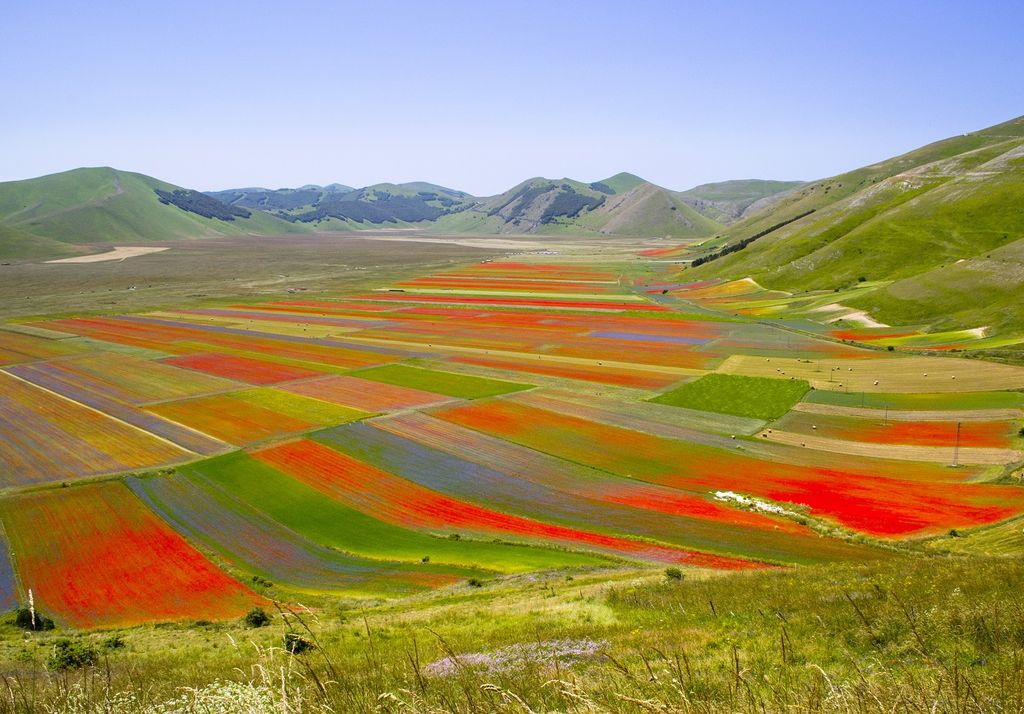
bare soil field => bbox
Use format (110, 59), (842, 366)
(45, 246), (170, 263)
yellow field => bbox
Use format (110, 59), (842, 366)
(717, 354), (1024, 393)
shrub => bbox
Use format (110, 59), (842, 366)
(665, 567), (684, 581)
(13, 607), (54, 631)
(243, 607), (271, 628)
(102, 634), (125, 650)
(887, 345), (895, 351)
(467, 578), (484, 588)
(284, 632), (313, 654)
(421, 555), (430, 563)
(47, 639), (98, 671)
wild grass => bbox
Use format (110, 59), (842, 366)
(1, 555), (1022, 712)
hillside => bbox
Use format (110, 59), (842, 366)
(433, 174), (724, 239)
(678, 179), (805, 223)
(209, 182), (473, 228)
(0, 168), (302, 259)
(682, 116), (1024, 333)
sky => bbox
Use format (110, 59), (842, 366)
(2, 0), (1023, 195)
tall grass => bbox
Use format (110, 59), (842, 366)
(0, 555), (1022, 713)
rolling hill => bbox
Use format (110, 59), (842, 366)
(0, 168), (303, 259)
(431, 173), (726, 239)
(208, 182), (473, 229)
(681, 115), (1024, 334)
(678, 179), (805, 223)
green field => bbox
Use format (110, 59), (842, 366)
(650, 373), (810, 419)
(351, 363), (531, 399)
(804, 388), (1024, 411)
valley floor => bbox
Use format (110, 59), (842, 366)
(0, 232), (1021, 712)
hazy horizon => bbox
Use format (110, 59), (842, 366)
(3, 0), (1022, 195)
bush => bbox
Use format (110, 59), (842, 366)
(47, 639), (98, 671)
(467, 578), (484, 588)
(665, 567), (684, 581)
(421, 555), (430, 563)
(102, 634), (125, 650)
(243, 607), (271, 628)
(284, 632), (313, 654)
(13, 607), (54, 631)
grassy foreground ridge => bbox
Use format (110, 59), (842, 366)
(2, 556), (1022, 712)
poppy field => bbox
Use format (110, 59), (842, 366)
(0, 482), (260, 628)
(1, 256), (1023, 628)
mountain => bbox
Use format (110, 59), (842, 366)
(432, 174), (725, 239)
(0, 167), (802, 260)
(683, 115), (1024, 334)
(206, 183), (354, 212)
(0, 167), (302, 258)
(207, 182), (472, 229)
(678, 179), (805, 223)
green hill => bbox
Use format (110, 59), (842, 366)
(0, 168), (303, 258)
(683, 116), (1024, 333)
(432, 175), (724, 239)
(678, 179), (805, 223)
(208, 181), (473, 229)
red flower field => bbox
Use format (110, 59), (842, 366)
(254, 439), (763, 570)
(0, 482), (259, 628)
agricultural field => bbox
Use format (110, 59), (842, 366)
(649, 373), (810, 419)
(0, 482), (260, 628)
(0, 249), (1022, 638)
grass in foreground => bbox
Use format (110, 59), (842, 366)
(2, 555), (1023, 712)
(650, 373), (810, 419)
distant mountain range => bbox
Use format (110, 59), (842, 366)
(0, 167), (804, 260)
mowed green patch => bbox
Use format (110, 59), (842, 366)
(188, 452), (607, 573)
(351, 363), (531, 399)
(232, 388), (371, 425)
(804, 389), (1024, 411)
(650, 373), (810, 420)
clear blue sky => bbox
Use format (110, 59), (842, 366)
(2, 0), (1022, 195)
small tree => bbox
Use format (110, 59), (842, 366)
(14, 608), (54, 631)
(665, 567), (684, 581)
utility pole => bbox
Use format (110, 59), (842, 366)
(952, 421), (962, 468)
